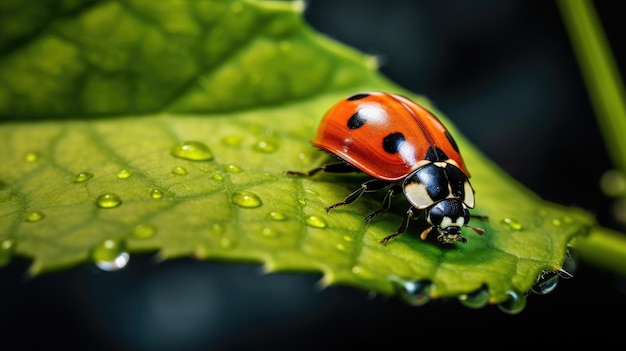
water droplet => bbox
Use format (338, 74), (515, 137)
(351, 265), (375, 279)
(23, 152), (39, 163)
(221, 135), (243, 147)
(268, 211), (287, 221)
(551, 218), (562, 226)
(502, 217), (523, 230)
(117, 169), (132, 179)
(210, 223), (224, 235)
(171, 141), (214, 161)
(0, 238), (16, 266)
(231, 191), (262, 208)
(226, 164), (242, 173)
(531, 272), (559, 295)
(25, 211), (45, 222)
(558, 256), (576, 279)
(212, 172), (224, 181)
(131, 224), (157, 240)
(392, 278), (432, 306)
(73, 172), (94, 183)
(253, 139), (278, 153)
(150, 189), (164, 199)
(91, 239), (129, 271)
(336, 243), (346, 251)
(305, 215), (327, 228)
(298, 199), (306, 205)
(172, 166), (188, 175)
(497, 290), (526, 314)
(96, 193), (123, 209)
(261, 227), (278, 238)
(343, 235), (354, 242)
(458, 285), (490, 309)
(220, 237), (235, 248)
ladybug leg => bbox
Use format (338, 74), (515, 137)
(285, 162), (358, 177)
(471, 214), (489, 221)
(325, 179), (390, 213)
(380, 207), (416, 245)
(364, 184), (402, 223)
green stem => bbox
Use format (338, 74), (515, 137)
(557, 0), (626, 175)
(570, 225), (626, 276)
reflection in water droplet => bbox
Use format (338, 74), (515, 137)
(558, 256), (576, 279)
(458, 285), (490, 309)
(502, 217), (523, 230)
(73, 172), (94, 183)
(268, 211), (287, 221)
(172, 166), (188, 175)
(531, 272), (559, 295)
(221, 135), (243, 147)
(96, 193), (123, 209)
(231, 191), (262, 208)
(253, 139), (278, 153)
(226, 164), (242, 173)
(392, 278), (432, 306)
(305, 215), (327, 228)
(497, 290), (526, 314)
(23, 152), (39, 163)
(117, 169), (132, 179)
(25, 211), (45, 222)
(261, 227), (278, 238)
(150, 189), (164, 199)
(131, 224), (157, 239)
(171, 141), (214, 161)
(92, 239), (129, 271)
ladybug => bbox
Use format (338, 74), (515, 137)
(287, 92), (485, 245)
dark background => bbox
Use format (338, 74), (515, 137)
(1, 0), (625, 349)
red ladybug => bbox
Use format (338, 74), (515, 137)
(288, 92), (485, 245)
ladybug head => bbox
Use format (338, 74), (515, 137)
(421, 199), (483, 244)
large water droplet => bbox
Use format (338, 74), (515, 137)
(96, 193), (123, 209)
(92, 239), (129, 271)
(531, 272), (559, 295)
(73, 172), (94, 183)
(172, 166), (188, 175)
(305, 215), (327, 228)
(150, 189), (164, 199)
(268, 211), (287, 221)
(25, 211), (45, 222)
(117, 169), (132, 179)
(171, 141), (214, 161)
(458, 285), (490, 309)
(502, 217), (523, 230)
(231, 191), (262, 208)
(497, 290), (526, 314)
(392, 278), (432, 306)
(131, 224), (157, 240)
(23, 152), (39, 163)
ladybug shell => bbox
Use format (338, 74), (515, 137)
(312, 92), (469, 181)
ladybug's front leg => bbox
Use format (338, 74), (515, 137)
(380, 207), (417, 245)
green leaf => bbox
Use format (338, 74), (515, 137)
(0, 0), (595, 309)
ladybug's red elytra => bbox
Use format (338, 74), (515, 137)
(287, 92), (485, 245)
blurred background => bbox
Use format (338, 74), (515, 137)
(1, 0), (625, 349)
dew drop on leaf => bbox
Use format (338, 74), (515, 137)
(91, 239), (129, 271)
(253, 139), (278, 153)
(73, 172), (94, 183)
(551, 218), (562, 226)
(497, 290), (526, 314)
(25, 211), (45, 222)
(220, 238), (235, 249)
(261, 227), (278, 238)
(392, 278), (432, 306)
(96, 193), (123, 209)
(335, 243), (346, 251)
(502, 217), (523, 231)
(531, 271), (559, 295)
(231, 191), (262, 208)
(458, 284), (490, 309)
(170, 141), (214, 161)
(131, 224), (157, 240)
(210, 223), (225, 235)
(23, 152), (39, 163)
(117, 169), (133, 179)
(226, 164), (242, 173)
(150, 189), (164, 199)
(268, 211), (287, 221)
(304, 215), (327, 228)
(212, 172), (224, 181)
(0, 238), (16, 266)
(172, 166), (188, 175)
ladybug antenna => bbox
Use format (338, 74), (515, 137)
(419, 226), (433, 240)
(465, 225), (485, 236)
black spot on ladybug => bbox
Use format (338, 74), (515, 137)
(346, 93), (370, 101)
(382, 132), (405, 154)
(347, 112), (367, 129)
(444, 131), (460, 153)
(425, 146), (449, 162)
